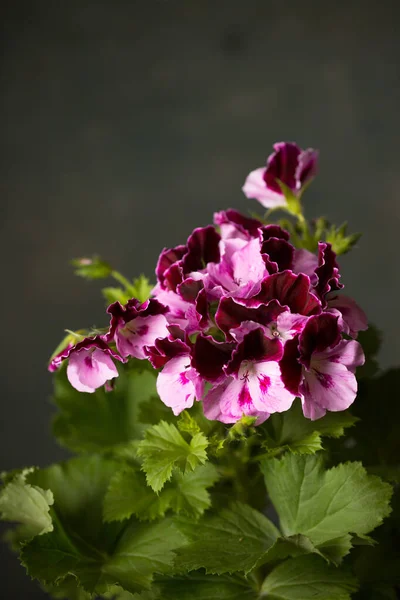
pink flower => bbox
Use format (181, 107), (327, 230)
(67, 347), (119, 393)
(242, 142), (318, 208)
(106, 298), (169, 359)
(280, 314), (365, 420)
(203, 328), (295, 424)
(156, 354), (204, 416)
(49, 336), (123, 393)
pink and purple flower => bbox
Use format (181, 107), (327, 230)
(242, 142), (318, 208)
(50, 141), (367, 426)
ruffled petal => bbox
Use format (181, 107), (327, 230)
(300, 359), (358, 420)
(67, 348), (119, 393)
(242, 167), (288, 208)
(246, 360), (296, 413)
(156, 355), (200, 415)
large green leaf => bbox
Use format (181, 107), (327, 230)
(0, 469), (53, 542)
(260, 400), (358, 457)
(52, 362), (157, 453)
(262, 454), (392, 562)
(137, 422), (208, 492)
(260, 555), (358, 599)
(20, 456), (186, 595)
(103, 464), (218, 522)
(174, 502), (279, 574)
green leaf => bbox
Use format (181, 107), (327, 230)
(0, 468), (53, 542)
(262, 454), (392, 562)
(260, 555), (358, 599)
(137, 422), (208, 492)
(44, 577), (91, 600)
(260, 399), (358, 457)
(254, 534), (324, 567)
(325, 222), (362, 255)
(130, 275), (153, 303)
(102, 286), (131, 305)
(71, 256), (113, 280)
(20, 456), (186, 595)
(177, 410), (201, 436)
(52, 362), (157, 453)
(21, 517), (185, 595)
(103, 468), (168, 522)
(174, 501), (279, 574)
(156, 573), (258, 600)
(103, 464), (218, 522)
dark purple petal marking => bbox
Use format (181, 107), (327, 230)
(299, 313), (341, 367)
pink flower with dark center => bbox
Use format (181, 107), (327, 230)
(67, 347), (119, 394)
(49, 336), (123, 393)
(106, 298), (169, 359)
(203, 328), (296, 424)
(242, 142), (318, 208)
(156, 354), (204, 415)
(280, 313), (365, 420)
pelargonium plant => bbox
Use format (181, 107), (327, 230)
(1, 142), (399, 600)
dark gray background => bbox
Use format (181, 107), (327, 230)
(1, 1), (399, 597)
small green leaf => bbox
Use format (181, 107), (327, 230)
(71, 256), (112, 280)
(130, 275), (153, 303)
(177, 411), (201, 436)
(260, 555), (358, 599)
(262, 454), (392, 563)
(52, 362), (157, 453)
(0, 468), (53, 542)
(137, 422), (208, 493)
(260, 399), (358, 457)
(102, 286), (131, 305)
(103, 463), (218, 522)
(174, 502), (279, 574)
(325, 222), (362, 255)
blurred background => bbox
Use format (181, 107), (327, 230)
(1, 0), (399, 597)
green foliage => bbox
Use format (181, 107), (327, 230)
(16, 456), (186, 596)
(1, 230), (398, 600)
(156, 573), (259, 600)
(102, 287), (132, 305)
(137, 421), (209, 492)
(103, 463), (218, 522)
(130, 275), (153, 303)
(0, 469), (53, 543)
(52, 362), (157, 453)
(259, 400), (358, 457)
(71, 256), (113, 280)
(262, 454), (392, 563)
(174, 502), (280, 574)
(325, 222), (362, 255)
(260, 555), (358, 599)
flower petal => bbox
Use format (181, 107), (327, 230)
(246, 360), (296, 413)
(156, 355), (199, 415)
(242, 167), (288, 208)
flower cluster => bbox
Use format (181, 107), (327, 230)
(50, 142), (367, 423)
